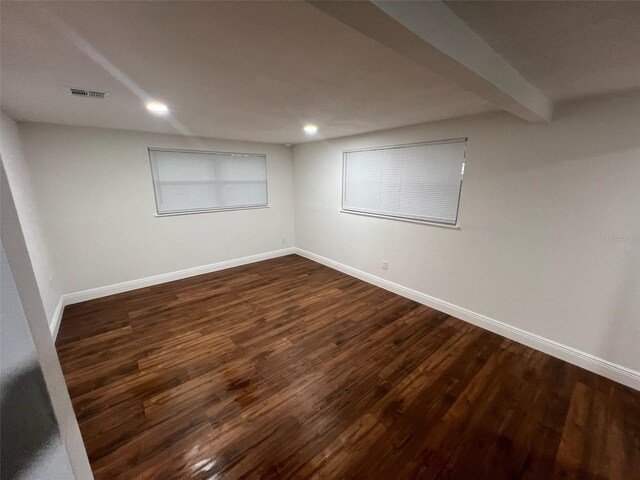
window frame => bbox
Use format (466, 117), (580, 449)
(148, 147), (269, 217)
(340, 137), (467, 228)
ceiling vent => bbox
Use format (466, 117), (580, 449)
(68, 87), (110, 100)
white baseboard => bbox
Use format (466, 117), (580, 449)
(294, 248), (640, 391)
(49, 296), (65, 339)
(51, 248), (295, 339)
(49, 245), (638, 390)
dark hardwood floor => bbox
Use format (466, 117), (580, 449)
(56, 255), (640, 479)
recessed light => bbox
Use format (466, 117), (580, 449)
(303, 124), (318, 134)
(146, 101), (169, 115)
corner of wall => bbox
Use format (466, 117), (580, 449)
(1, 111), (63, 331)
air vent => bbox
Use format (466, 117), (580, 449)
(68, 88), (110, 100)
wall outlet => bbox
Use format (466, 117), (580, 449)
(282, 237), (286, 245)
(382, 260), (388, 270)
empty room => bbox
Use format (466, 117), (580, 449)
(1, 1), (639, 479)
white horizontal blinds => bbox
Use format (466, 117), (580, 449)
(344, 150), (382, 212)
(149, 149), (267, 215)
(343, 140), (466, 225)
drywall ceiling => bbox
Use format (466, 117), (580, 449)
(1, 1), (639, 144)
(445, 1), (640, 101)
(0, 1), (493, 144)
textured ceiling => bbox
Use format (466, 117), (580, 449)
(446, 1), (640, 101)
(2, 1), (639, 144)
(0, 1), (492, 144)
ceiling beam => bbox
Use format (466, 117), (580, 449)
(309, 0), (553, 123)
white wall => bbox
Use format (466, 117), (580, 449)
(1, 112), (61, 327)
(293, 92), (640, 374)
(8, 94), (639, 386)
(19, 123), (295, 297)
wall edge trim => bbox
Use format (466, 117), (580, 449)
(49, 296), (65, 339)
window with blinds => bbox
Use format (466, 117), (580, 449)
(148, 148), (268, 216)
(342, 139), (466, 226)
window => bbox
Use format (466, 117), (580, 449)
(342, 138), (466, 226)
(149, 148), (268, 216)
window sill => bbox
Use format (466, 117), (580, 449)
(340, 209), (460, 229)
(154, 205), (270, 217)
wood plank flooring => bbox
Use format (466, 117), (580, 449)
(56, 255), (640, 479)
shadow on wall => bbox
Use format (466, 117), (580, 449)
(604, 242), (640, 372)
(1, 362), (60, 479)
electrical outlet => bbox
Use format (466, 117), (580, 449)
(282, 237), (286, 244)
(382, 260), (388, 270)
